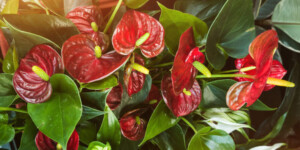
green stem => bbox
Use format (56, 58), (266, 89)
(181, 117), (197, 133)
(151, 62), (173, 68)
(0, 107), (28, 114)
(103, 0), (123, 33)
(14, 126), (25, 130)
(200, 49), (205, 53)
(196, 74), (254, 79)
(218, 69), (239, 74)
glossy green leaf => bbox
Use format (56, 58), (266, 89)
(276, 27), (300, 53)
(188, 129), (235, 150)
(174, 0), (225, 26)
(256, 0), (281, 20)
(140, 101), (180, 146)
(77, 121), (98, 145)
(1, 0), (19, 14)
(124, 0), (148, 9)
(113, 75), (152, 118)
(0, 124), (15, 145)
(81, 90), (110, 111)
(2, 45), (18, 73)
(158, 2), (208, 55)
(206, 0), (255, 70)
(27, 74), (82, 150)
(80, 105), (106, 123)
(0, 112), (8, 124)
(3, 14), (79, 58)
(152, 124), (186, 150)
(0, 73), (17, 107)
(81, 75), (118, 91)
(272, 0), (300, 44)
(19, 118), (38, 150)
(119, 136), (140, 150)
(97, 105), (121, 150)
(248, 100), (277, 111)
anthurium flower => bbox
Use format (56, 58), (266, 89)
(226, 30), (279, 111)
(13, 44), (64, 103)
(123, 54), (146, 96)
(119, 108), (147, 141)
(171, 27), (205, 94)
(144, 85), (162, 108)
(62, 34), (130, 83)
(234, 54), (287, 91)
(161, 75), (201, 117)
(106, 83), (122, 110)
(35, 130), (79, 150)
(112, 10), (165, 58)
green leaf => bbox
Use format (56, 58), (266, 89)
(206, 0), (255, 70)
(276, 27), (300, 53)
(140, 101), (180, 146)
(81, 90), (110, 111)
(0, 124), (15, 145)
(152, 124), (186, 150)
(158, 2), (208, 55)
(256, 0), (281, 20)
(80, 105), (106, 123)
(3, 14), (79, 58)
(119, 136), (140, 150)
(188, 129), (235, 150)
(87, 141), (111, 150)
(272, 0), (300, 44)
(81, 75), (118, 91)
(77, 121), (98, 145)
(0, 73), (17, 107)
(2, 45), (18, 73)
(19, 118), (38, 150)
(113, 75), (152, 118)
(124, 0), (149, 9)
(27, 74), (82, 150)
(97, 105), (121, 150)
(1, 0), (19, 14)
(174, 0), (225, 26)
(0, 112), (8, 124)
(40, 0), (64, 15)
(248, 100), (277, 111)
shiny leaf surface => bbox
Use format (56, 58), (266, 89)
(0, 73), (17, 107)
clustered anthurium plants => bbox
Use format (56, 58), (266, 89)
(0, 0), (300, 149)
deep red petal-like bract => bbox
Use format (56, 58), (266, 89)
(124, 54), (146, 96)
(145, 85), (162, 108)
(119, 109), (147, 141)
(106, 83), (122, 110)
(35, 130), (79, 150)
(161, 75), (201, 117)
(13, 45), (64, 103)
(171, 27), (205, 95)
(62, 34), (130, 83)
(227, 30), (278, 110)
(112, 10), (165, 58)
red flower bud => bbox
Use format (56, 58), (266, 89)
(106, 83), (122, 110)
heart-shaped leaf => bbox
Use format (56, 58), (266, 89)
(256, 0), (281, 20)
(124, 0), (149, 9)
(27, 74), (82, 150)
(19, 118), (38, 150)
(0, 124), (15, 145)
(81, 75), (118, 91)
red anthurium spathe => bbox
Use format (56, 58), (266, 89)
(13, 45), (64, 103)
(171, 27), (205, 94)
(235, 55), (287, 91)
(35, 130), (79, 150)
(62, 34), (130, 83)
(145, 85), (162, 108)
(112, 10), (165, 58)
(119, 108), (147, 141)
(124, 54), (146, 96)
(66, 5), (103, 34)
(161, 75), (201, 117)
(226, 30), (279, 111)
(106, 83), (122, 110)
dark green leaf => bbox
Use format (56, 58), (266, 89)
(276, 27), (300, 53)
(140, 101), (180, 146)
(188, 129), (235, 150)
(158, 2), (208, 55)
(2, 45), (18, 73)
(206, 0), (255, 70)
(0, 73), (17, 107)
(81, 75), (118, 91)
(119, 136), (140, 150)
(152, 124), (186, 150)
(248, 100), (277, 111)
(272, 0), (300, 44)
(0, 124), (15, 145)
(81, 90), (110, 111)
(27, 74), (82, 150)
(80, 105), (106, 123)
(174, 0), (225, 26)
(1, 0), (19, 14)
(18, 118), (38, 150)
(124, 0), (149, 9)
(113, 75), (152, 118)
(256, 0), (281, 20)
(97, 105), (121, 150)
(77, 121), (98, 145)
(3, 14), (79, 58)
